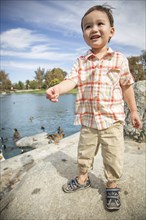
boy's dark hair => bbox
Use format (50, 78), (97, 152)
(81, 4), (114, 31)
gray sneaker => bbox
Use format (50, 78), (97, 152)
(106, 188), (121, 211)
(62, 177), (91, 193)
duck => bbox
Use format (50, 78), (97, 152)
(29, 117), (34, 122)
(1, 128), (5, 130)
(0, 137), (8, 143)
(57, 126), (64, 134)
(41, 126), (45, 132)
(0, 150), (5, 161)
(13, 128), (21, 141)
(47, 127), (65, 144)
(2, 144), (6, 150)
(21, 148), (24, 154)
(0, 137), (4, 143)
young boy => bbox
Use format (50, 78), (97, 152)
(46, 5), (142, 210)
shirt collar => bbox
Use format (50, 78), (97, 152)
(84, 47), (114, 60)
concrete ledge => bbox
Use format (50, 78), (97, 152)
(0, 133), (80, 197)
(0, 133), (145, 220)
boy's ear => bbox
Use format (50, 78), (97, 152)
(110, 27), (115, 37)
(108, 27), (115, 42)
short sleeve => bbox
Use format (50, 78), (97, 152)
(120, 56), (134, 86)
(65, 59), (79, 85)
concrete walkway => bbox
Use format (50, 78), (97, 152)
(0, 133), (145, 220)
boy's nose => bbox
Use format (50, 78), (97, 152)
(91, 25), (98, 32)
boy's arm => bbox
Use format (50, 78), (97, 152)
(121, 84), (142, 129)
(46, 79), (76, 102)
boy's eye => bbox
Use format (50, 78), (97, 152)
(84, 25), (91, 30)
(98, 22), (104, 26)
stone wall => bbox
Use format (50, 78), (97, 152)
(124, 80), (146, 142)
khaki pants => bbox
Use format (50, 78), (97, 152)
(77, 122), (124, 181)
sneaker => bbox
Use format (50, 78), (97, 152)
(62, 176), (91, 193)
(106, 188), (121, 211)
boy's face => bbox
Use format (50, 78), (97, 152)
(82, 10), (115, 53)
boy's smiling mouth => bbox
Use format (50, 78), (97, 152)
(90, 35), (101, 40)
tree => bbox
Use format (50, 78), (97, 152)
(0, 70), (12, 91)
(41, 81), (47, 89)
(49, 78), (60, 87)
(140, 50), (146, 72)
(29, 80), (37, 89)
(128, 50), (146, 81)
(13, 81), (25, 90)
(34, 67), (45, 89)
(45, 68), (66, 88)
(25, 80), (30, 89)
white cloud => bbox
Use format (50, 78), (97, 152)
(1, 27), (82, 61)
(1, 28), (49, 50)
(113, 1), (145, 49)
(2, 61), (39, 70)
(1, 49), (77, 61)
(1, 60), (71, 83)
(2, 0), (145, 50)
(2, 60), (63, 71)
(1, 45), (78, 62)
(1, 0), (82, 35)
(1, 0), (145, 83)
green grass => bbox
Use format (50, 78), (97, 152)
(14, 88), (77, 95)
(67, 88), (77, 94)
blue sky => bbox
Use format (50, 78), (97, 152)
(1, 0), (145, 83)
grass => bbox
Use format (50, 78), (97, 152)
(13, 88), (77, 95)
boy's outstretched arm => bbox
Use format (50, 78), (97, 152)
(46, 79), (76, 102)
(122, 84), (142, 129)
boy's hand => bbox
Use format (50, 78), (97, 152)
(46, 86), (59, 102)
(130, 111), (142, 129)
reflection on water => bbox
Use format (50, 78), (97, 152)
(0, 93), (80, 159)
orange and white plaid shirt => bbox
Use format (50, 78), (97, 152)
(66, 48), (134, 130)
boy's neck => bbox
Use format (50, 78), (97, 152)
(91, 46), (108, 59)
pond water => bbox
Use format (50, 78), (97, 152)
(0, 93), (80, 159)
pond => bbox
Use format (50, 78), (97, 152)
(0, 93), (81, 159)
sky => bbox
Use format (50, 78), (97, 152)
(0, 0), (145, 84)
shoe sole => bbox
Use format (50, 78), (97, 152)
(62, 184), (91, 193)
(106, 205), (120, 211)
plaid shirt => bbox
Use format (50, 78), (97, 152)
(66, 48), (134, 130)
